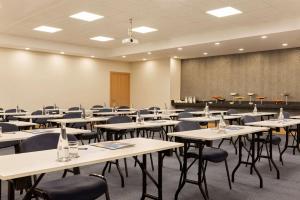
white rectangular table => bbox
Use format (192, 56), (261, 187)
(7, 121), (37, 129)
(168, 125), (269, 199)
(0, 138), (182, 200)
(189, 110), (227, 115)
(246, 119), (300, 163)
(128, 113), (179, 119)
(232, 112), (276, 120)
(16, 114), (63, 122)
(48, 117), (109, 124)
(93, 111), (136, 116)
(179, 115), (241, 123)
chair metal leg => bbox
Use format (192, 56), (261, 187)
(124, 158), (129, 177)
(225, 160), (232, 190)
(149, 154), (155, 171)
(278, 144), (283, 166)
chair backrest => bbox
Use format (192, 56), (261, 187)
(63, 112), (81, 119)
(149, 107), (160, 110)
(32, 110), (42, 115)
(227, 109), (238, 115)
(184, 108), (198, 112)
(19, 133), (77, 153)
(44, 106), (55, 109)
(68, 107), (80, 111)
(98, 108), (113, 113)
(174, 121), (200, 132)
(118, 106), (129, 109)
(140, 109), (151, 115)
(241, 115), (257, 125)
(178, 112), (193, 119)
(283, 111), (290, 119)
(5, 109), (17, 113)
(92, 105), (103, 109)
(0, 123), (19, 132)
(107, 116), (132, 124)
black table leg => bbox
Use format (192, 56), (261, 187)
(141, 154), (147, 200)
(175, 142), (188, 200)
(197, 144), (208, 200)
(232, 136), (242, 183)
(268, 129), (280, 179)
(251, 133), (263, 188)
(280, 127), (290, 163)
(7, 181), (14, 200)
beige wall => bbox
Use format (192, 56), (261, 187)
(0, 48), (130, 111)
(130, 58), (171, 109)
(181, 48), (300, 102)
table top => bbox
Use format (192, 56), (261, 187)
(93, 111), (136, 116)
(168, 125), (269, 141)
(0, 128), (92, 143)
(246, 119), (300, 128)
(16, 114), (63, 119)
(290, 116), (300, 119)
(95, 120), (179, 130)
(189, 110), (227, 115)
(179, 115), (241, 122)
(149, 109), (184, 113)
(48, 117), (109, 124)
(0, 112), (28, 116)
(232, 112), (276, 117)
(7, 121), (37, 127)
(128, 113), (178, 119)
(0, 138), (183, 180)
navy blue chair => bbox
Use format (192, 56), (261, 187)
(32, 110), (48, 128)
(242, 115), (283, 168)
(140, 109), (151, 115)
(19, 133), (110, 200)
(149, 106), (160, 111)
(97, 108), (113, 113)
(5, 108), (23, 121)
(0, 123), (19, 149)
(183, 108), (198, 112)
(68, 107), (80, 111)
(174, 121), (231, 196)
(178, 112), (193, 119)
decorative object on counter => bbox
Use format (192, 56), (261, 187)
(230, 92), (238, 104)
(256, 96), (266, 104)
(212, 96), (225, 103)
(253, 104), (258, 114)
(235, 96), (245, 104)
(248, 92), (255, 105)
(204, 103), (210, 118)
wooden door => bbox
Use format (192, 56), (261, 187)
(110, 72), (130, 107)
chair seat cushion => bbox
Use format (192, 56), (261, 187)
(80, 132), (98, 140)
(37, 175), (107, 200)
(185, 147), (228, 163)
(265, 135), (281, 145)
(202, 147), (228, 163)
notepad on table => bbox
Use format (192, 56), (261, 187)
(91, 142), (135, 150)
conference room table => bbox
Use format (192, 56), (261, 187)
(6, 121), (37, 130)
(15, 114), (64, 122)
(48, 117), (109, 124)
(189, 110), (227, 116)
(246, 119), (300, 167)
(168, 125), (269, 200)
(148, 109), (184, 113)
(0, 128), (92, 143)
(232, 112), (277, 120)
(0, 138), (182, 200)
(93, 111), (136, 116)
(179, 115), (241, 124)
(128, 113), (179, 119)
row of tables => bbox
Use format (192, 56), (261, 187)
(0, 108), (300, 199)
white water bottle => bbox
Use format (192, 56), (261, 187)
(278, 108), (284, 121)
(57, 123), (70, 162)
(0, 127), (2, 137)
(253, 104), (258, 114)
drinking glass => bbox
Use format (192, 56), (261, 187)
(69, 141), (79, 158)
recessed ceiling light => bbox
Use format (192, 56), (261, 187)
(177, 47), (183, 51)
(60, 51), (65, 54)
(147, 52), (152, 55)
(90, 36), (114, 42)
(90, 55), (95, 58)
(70, 11), (103, 22)
(261, 35), (268, 39)
(173, 56), (179, 59)
(25, 48), (30, 50)
(238, 48), (244, 51)
(122, 55), (126, 58)
(143, 58), (147, 61)
(33, 25), (62, 33)
(282, 43), (288, 47)
(203, 52), (208, 55)
(206, 7), (242, 18)
(132, 26), (157, 33)
(215, 42), (221, 45)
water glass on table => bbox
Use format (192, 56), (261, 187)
(69, 141), (80, 158)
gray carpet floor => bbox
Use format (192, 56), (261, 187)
(1, 135), (300, 200)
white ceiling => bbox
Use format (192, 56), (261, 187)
(0, 0), (300, 61)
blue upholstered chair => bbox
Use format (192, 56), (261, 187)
(19, 133), (110, 200)
(174, 121), (231, 197)
(32, 110), (48, 128)
(178, 112), (193, 119)
(0, 123), (19, 149)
